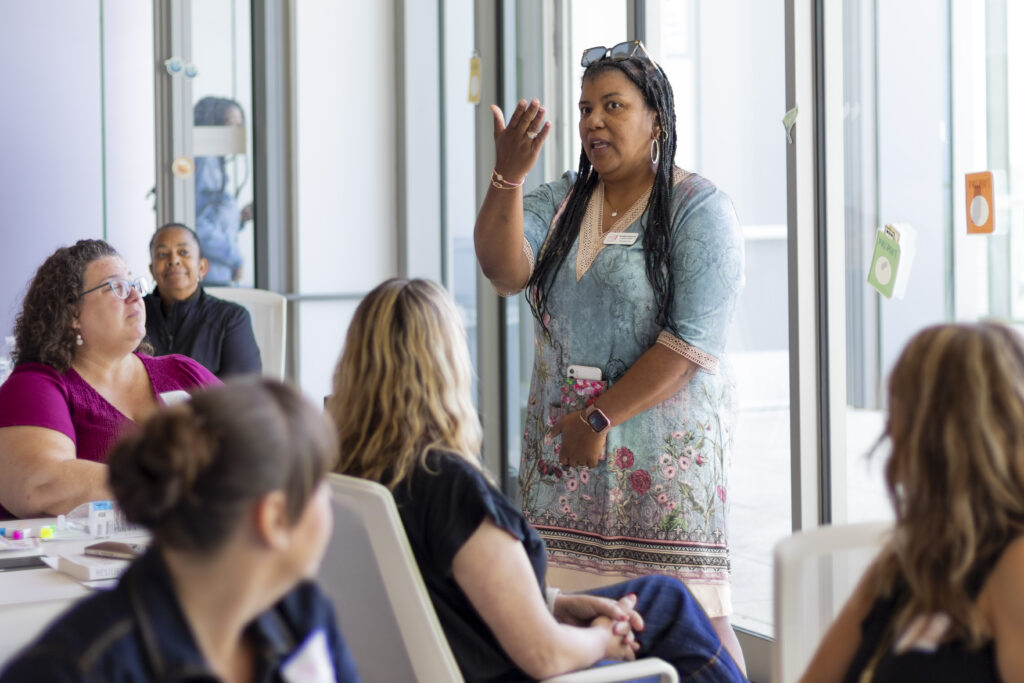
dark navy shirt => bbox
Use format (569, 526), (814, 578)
(392, 451), (547, 682)
(144, 287), (261, 379)
(0, 548), (360, 682)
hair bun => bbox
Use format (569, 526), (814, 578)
(108, 404), (215, 528)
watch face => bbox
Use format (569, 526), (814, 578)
(586, 409), (610, 433)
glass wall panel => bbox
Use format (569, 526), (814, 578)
(504, 0), (627, 497)
(293, 0), (397, 398)
(655, 0), (791, 637)
(838, 0), (1024, 524)
(190, 0), (254, 287)
(445, 0), (480, 404)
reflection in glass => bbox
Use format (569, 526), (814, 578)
(193, 97), (250, 286)
(190, 1), (254, 287)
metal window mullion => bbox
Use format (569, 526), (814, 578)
(251, 0), (297, 379)
(474, 0), (507, 481)
(819, 0), (848, 524)
(153, 0), (193, 228)
(786, 0), (823, 533)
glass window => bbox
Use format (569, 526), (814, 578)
(505, 0), (790, 640)
(445, 1), (480, 406)
(655, 0), (791, 637)
(504, 0), (628, 498)
(838, 0), (1024, 519)
(190, 1), (254, 287)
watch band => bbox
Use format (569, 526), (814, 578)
(584, 405), (612, 434)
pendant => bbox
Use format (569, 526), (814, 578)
(611, 211), (618, 217)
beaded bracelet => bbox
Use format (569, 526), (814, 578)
(491, 168), (524, 190)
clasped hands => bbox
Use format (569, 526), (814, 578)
(550, 410), (606, 468)
(554, 592), (644, 660)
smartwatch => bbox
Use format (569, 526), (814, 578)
(584, 405), (612, 434)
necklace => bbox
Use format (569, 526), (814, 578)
(606, 198), (620, 218)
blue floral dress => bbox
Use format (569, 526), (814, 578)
(513, 168), (744, 614)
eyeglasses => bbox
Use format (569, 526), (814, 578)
(581, 40), (654, 68)
(79, 277), (150, 300)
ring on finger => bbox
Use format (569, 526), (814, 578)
(526, 130), (539, 140)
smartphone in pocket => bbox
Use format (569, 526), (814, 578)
(567, 364), (603, 381)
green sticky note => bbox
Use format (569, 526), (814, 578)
(867, 229), (900, 298)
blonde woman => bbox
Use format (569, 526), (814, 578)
(802, 323), (1024, 682)
(328, 278), (744, 682)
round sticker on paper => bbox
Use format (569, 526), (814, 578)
(873, 255), (892, 286)
(970, 195), (990, 227)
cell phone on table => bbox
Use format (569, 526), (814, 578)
(567, 364), (603, 381)
(0, 555), (47, 572)
(84, 541), (146, 561)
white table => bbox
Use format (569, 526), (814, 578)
(0, 518), (148, 666)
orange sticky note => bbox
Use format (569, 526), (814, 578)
(965, 171), (994, 234)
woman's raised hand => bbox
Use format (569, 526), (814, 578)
(491, 99), (551, 184)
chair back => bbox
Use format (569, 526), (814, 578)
(773, 520), (891, 683)
(317, 473), (464, 683)
(204, 286), (287, 380)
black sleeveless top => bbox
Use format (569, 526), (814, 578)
(841, 547), (1008, 683)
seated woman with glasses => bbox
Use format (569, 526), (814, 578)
(473, 40), (746, 670)
(328, 278), (744, 682)
(0, 240), (219, 519)
(801, 323), (1024, 682)
(144, 223), (261, 378)
(1, 379), (360, 682)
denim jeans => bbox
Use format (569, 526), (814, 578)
(588, 576), (746, 682)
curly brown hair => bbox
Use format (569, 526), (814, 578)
(12, 239), (151, 372)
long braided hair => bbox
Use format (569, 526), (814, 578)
(526, 55), (678, 334)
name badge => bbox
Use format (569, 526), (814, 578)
(282, 629), (336, 683)
(602, 232), (638, 246)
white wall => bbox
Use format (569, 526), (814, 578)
(101, 0), (156, 286)
(0, 2), (104, 340)
(0, 1), (155, 343)
(293, 0), (398, 400)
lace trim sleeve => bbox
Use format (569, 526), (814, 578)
(656, 330), (719, 374)
(493, 236), (534, 298)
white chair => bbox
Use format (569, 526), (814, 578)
(772, 520), (892, 683)
(204, 286), (287, 380)
(317, 473), (679, 683)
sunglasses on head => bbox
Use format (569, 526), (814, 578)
(581, 40), (655, 68)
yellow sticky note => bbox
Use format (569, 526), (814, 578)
(468, 52), (481, 104)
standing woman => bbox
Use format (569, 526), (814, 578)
(1, 379), (360, 682)
(474, 41), (745, 667)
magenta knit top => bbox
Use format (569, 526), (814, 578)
(0, 353), (220, 462)
(0, 353), (220, 518)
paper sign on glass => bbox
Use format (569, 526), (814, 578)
(868, 226), (900, 299)
(965, 171), (995, 234)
